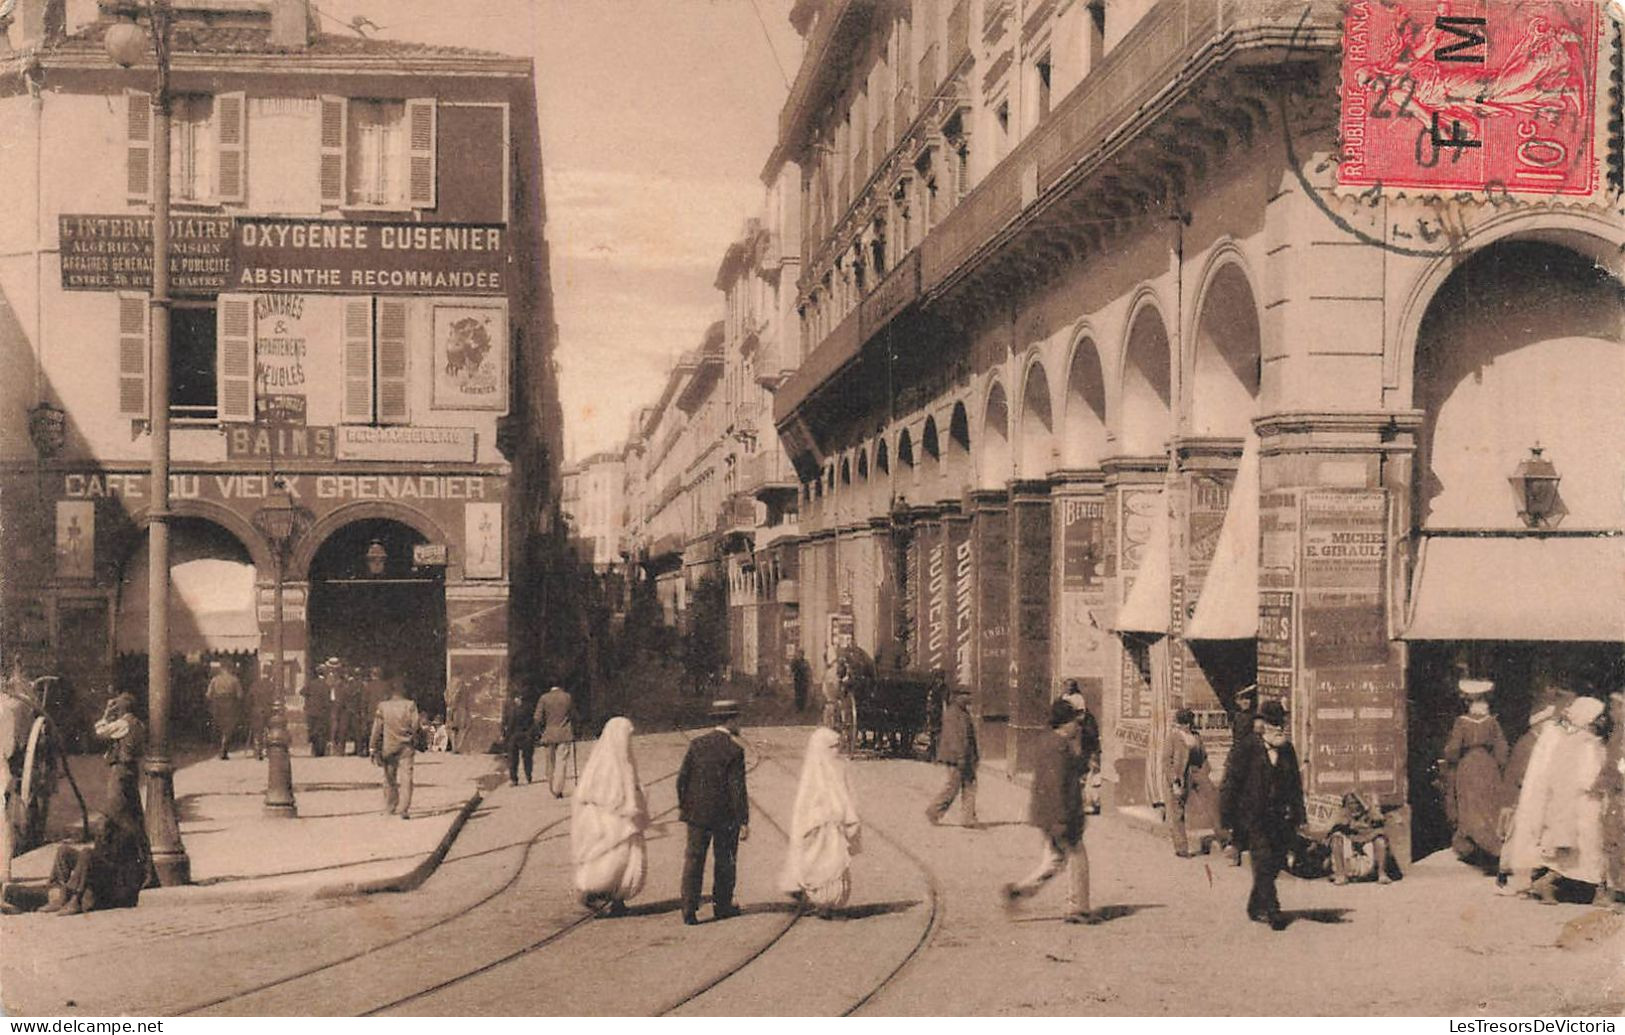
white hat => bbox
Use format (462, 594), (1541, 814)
(1458, 679), (1494, 697)
(1566, 696), (1605, 727)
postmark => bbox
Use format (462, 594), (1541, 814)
(1337, 0), (1603, 198)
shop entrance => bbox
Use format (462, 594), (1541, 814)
(308, 518), (446, 716)
(1407, 642), (1625, 858)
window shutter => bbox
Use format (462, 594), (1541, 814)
(341, 297), (375, 424)
(319, 95), (348, 207)
(215, 91), (247, 203)
(126, 91), (153, 203)
(405, 98), (436, 209)
(376, 298), (410, 424)
(117, 294), (150, 421)
(216, 294), (256, 423)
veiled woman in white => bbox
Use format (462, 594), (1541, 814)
(779, 726), (861, 917)
(571, 717), (648, 915)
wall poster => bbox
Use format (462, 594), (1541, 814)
(55, 500), (94, 580)
(432, 303), (508, 411)
(464, 502), (504, 579)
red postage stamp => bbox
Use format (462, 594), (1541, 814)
(1337, 0), (1604, 197)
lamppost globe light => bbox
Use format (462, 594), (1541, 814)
(104, 20), (147, 67)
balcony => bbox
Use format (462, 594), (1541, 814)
(921, 0), (1340, 293)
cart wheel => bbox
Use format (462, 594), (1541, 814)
(18, 717), (56, 851)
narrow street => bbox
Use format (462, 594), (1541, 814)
(6, 728), (1621, 1017)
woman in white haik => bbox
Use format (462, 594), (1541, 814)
(571, 716), (648, 916)
(780, 726), (862, 918)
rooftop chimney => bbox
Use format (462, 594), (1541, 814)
(268, 0), (308, 50)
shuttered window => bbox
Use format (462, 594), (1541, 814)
(376, 298), (410, 424)
(341, 296), (375, 424)
(216, 294), (256, 422)
(126, 91), (153, 203)
(116, 294), (149, 420)
(319, 95), (348, 208)
(215, 91), (247, 203)
(405, 98), (436, 208)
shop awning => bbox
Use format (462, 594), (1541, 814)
(1404, 535), (1625, 641)
(117, 558), (261, 654)
(1186, 434), (1260, 640)
(1113, 489), (1170, 635)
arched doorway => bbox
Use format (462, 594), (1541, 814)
(1189, 263), (1260, 438)
(1405, 238), (1625, 856)
(1019, 361), (1055, 478)
(1063, 338), (1107, 467)
(1120, 304), (1172, 455)
(307, 518), (447, 716)
(979, 382), (1010, 489)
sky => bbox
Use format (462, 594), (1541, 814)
(313, 0), (802, 462)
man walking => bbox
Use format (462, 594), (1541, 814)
(503, 688), (540, 786)
(360, 666), (392, 758)
(370, 682), (421, 820)
(926, 686), (979, 828)
(204, 660), (243, 760)
(1164, 709), (1207, 857)
(1002, 696), (1096, 924)
(677, 700), (749, 925)
(302, 660), (335, 757)
(1220, 699), (1305, 929)
(538, 684), (575, 798)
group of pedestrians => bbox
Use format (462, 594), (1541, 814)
(300, 659), (399, 759)
(503, 685), (576, 797)
(203, 660), (275, 761)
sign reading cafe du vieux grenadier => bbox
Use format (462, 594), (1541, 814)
(60, 215), (509, 295)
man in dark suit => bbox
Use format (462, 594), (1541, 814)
(502, 688), (540, 786)
(1220, 699), (1306, 929)
(677, 700), (749, 925)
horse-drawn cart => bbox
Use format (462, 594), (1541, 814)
(828, 648), (945, 759)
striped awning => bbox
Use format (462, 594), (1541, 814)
(1186, 434), (1260, 640)
(1403, 535), (1625, 642)
(117, 557), (261, 655)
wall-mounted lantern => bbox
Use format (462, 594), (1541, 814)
(1509, 445), (1563, 529)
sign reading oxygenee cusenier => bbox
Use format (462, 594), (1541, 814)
(229, 218), (509, 294)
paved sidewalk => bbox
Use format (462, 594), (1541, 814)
(9, 749), (500, 905)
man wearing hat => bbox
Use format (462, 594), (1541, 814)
(1231, 685), (1261, 745)
(925, 685), (979, 828)
(677, 701), (749, 925)
(302, 659), (336, 757)
(1001, 695), (1096, 923)
(1220, 698), (1305, 928)
(537, 684), (576, 798)
(204, 660), (244, 760)
(1164, 708), (1215, 858)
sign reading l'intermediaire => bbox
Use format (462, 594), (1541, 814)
(59, 215), (234, 294)
(229, 218), (508, 295)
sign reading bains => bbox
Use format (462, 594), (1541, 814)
(229, 218), (508, 294)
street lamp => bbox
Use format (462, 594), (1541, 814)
(106, 0), (189, 884)
(252, 483), (312, 818)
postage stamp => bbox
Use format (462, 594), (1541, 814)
(1337, 0), (1605, 197)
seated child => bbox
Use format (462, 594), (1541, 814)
(39, 809), (147, 915)
(1328, 790), (1393, 885)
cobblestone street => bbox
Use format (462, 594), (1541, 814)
(5, 728), (1621, 1016)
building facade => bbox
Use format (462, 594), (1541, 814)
(0, 0), (562, 753)
(767, 0), (1623, 854)
(561, 450), (626, 570)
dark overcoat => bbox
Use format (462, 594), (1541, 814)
(1220, 736), (1306, 851)
(677, 729), (749, 829)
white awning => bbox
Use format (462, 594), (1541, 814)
(1186, 434), (1260, 640)
(1114, 489), (1170, 635)
(1404, 535), (1625, 642)
(118, 558), (261, 654)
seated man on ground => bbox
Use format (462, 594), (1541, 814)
(1328, 790), (1393, 886)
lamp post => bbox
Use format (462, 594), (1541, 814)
(1509, 445), (1563, 529)
(107, 0), (189, 884)
(252, 484), (312, 817)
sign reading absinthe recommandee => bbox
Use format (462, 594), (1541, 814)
(229, 218), (508, 295)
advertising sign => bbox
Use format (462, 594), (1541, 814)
(54, 500), (94, 580)
(1060, 497), (1105, 592)
(252, 294), (313, 405)
(1259, 490), (1300, 590)
(230, 218), (507, 295)
(59, 214), (232, 294)
(1309, 666), (1404, 796)
(1258, 590), (1294, 668)
(335, 426), (477, 463)
(975, 507), (1010, 718)
(1301, 490), (1389, 667)
(948, 520), (974, 688)
(432, 303), (509, 411)
(464, 502), (504, 579)
(224, 424), (336, 462)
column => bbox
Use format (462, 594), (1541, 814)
(255, 580), (309, 744)
(1101, 456), (1168, 806)
(943, 504), (975, 692)
(1256, 411), (1421, 864)
(968, 490), (1010, 763)
(910, 505), (944, 672)
(867, 516), (897, 662)
(1008, 479), (1053, 775)
(1050, 471), (1108, 723)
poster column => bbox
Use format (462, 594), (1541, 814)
(867, 517), (897, 664)
(968, 490), (1010, 753)
(445, 581), (508, 754)
(912, 506), (946, 675)
(1102, 457), (1167, 805)
(1170, 440), (1241, 716)
(1051, 472), (1107, 725)
(1008, 479), (1053, 776)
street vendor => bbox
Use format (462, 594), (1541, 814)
(1327, 790), (1393, 885)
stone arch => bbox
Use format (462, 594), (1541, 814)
(946, 399), (973, 492)
(1411, 236), (1625, 531)
(1188, 253), (1261, 437)
(1018, 357), (1056, 477)
(875, 437), (890, 476)
(1062, 329), (1108, 467)
(856, 445), (870, 481)
(896, 428), (915, 472)
(291, 501), (453, 582)
(118, 498), (276, 576)
(979, 379), (1011, 489)
(1118, 295), (1173, 456)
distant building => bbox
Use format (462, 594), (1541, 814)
(561, 451), (625, 571)
(0, 0), (563, 754)
(764, 0), (1623, 860)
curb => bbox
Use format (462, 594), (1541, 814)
(316, 790), (484, 898)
